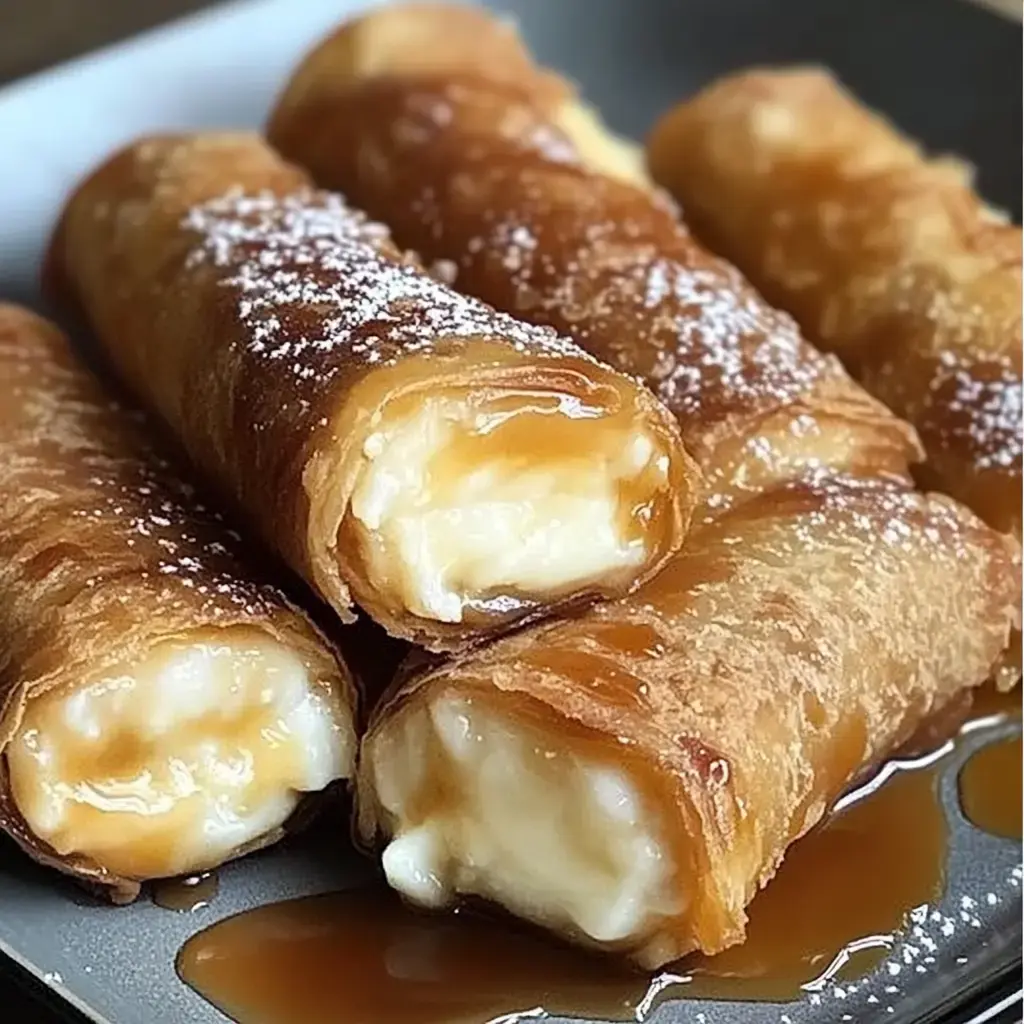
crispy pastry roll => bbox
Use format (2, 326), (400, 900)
(647, 67), (1023, 537)
(359, 483), (1017, 969)
(271, 4), (1022, 966)
(0, 305), (355, 899)
(47, 134), (695, 651)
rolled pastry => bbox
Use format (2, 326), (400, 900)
(0, 304), (355, 899)
(270, 4), (1022, 966)
(647, 67), (1022, 538)
(47, 134), (695, 651)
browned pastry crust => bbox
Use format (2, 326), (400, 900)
(271, 4), (1022, 963)
(266, 7), (919, 492)
(361, 475), (1017, 964)
(647, 67), (1023, 538)
(0, 304), (354, 901)
(46, 133), (696, 651)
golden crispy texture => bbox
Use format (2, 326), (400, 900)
(361, 477), (1018, 964)
(47, 133), (695, 651)
(0, 304), (353, 900)
(648, 67), (1023, 538)
(274, 4), (1022, 963)
(267, 6), (919, 489)
(268, 1), (650, 191)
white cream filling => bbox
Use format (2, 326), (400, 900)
(349, 397), (666, 623)
(555, 100), (653, 189)
(6, 632), (352, 879)
(368, 694), (677, 946)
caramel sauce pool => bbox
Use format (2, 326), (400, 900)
(957, 682), (1022, 840)
(682, 759), (946, 1000)
(959, 735), (1022, 840)
(179, 889), (655, 1024)
(178, 752), (953, 1022)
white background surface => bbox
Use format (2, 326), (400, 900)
(0, 0), (374, 306)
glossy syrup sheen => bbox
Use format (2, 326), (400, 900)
(431, 389), (679, 565)
(178, 749), (953, 1023)
(342, 380), (682, 628)
(8, 635), (308, 881)
(682, 757), (946, 1000)
(178, 889), (658, 1024)
(957, 683), (1022, 840)
(958, 735), (1022, 840)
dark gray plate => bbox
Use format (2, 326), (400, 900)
(0, 1), (1019, 1021)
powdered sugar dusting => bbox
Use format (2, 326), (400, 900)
(778, 469), (979, 561)
(345, 82), (833, 433)
(630, 258), (826, 422)
(421, 158), (832, 435)
(0, 326), (292, 624)
(925, 351), (1022, 472)
(283, 76), (1013, 570)
(670, 69), (1022, 495)
(182, 189), (584, 378)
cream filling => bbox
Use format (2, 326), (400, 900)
(349, 397), (668, 623)
(6, 631), (353, 880)
(367, 694), (677, 947)
(555, 100), (653, 189)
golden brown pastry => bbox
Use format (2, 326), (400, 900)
(270, 3), (1022, 967)
(47, 133), (696, 652)
(0, 304), (355, 900)
(647, 67), (1022, 538)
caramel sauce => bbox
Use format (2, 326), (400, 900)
(958, 735), (1022, 840)
(178, 753), (951, 1022)
(683, 757), (946, 999)
(430, 389), (673, 555)
(436, 392), (609, 475)
(178, 889), (659, 1024)
(153, 872), (220, 913)
(52, 692), (297, 880)
(7, 634), (310, 880)
(588, 621), (667, 659)
(522, 648), (652, 709)
(343, 376), (683, 628)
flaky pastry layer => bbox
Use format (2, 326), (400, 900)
(0, 305), (355, 898)
(271, 2), (1021, 963)
(48, 135), (696, 650)
(647, 67), (1022, 537)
